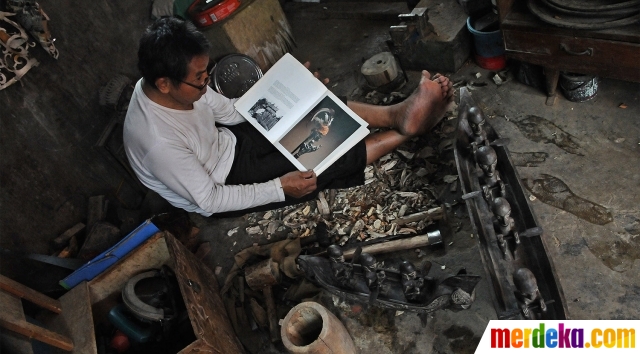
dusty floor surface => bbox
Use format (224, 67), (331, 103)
(10, 4), (622, 354)
(190, 7), (640, 354)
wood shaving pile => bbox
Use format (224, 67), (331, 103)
(238, 91), (461, 246)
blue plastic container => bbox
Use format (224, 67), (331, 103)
(466, 17), (505, 58)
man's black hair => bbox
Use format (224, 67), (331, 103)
(138, 17), (211, 88)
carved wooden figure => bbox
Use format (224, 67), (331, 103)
(399, 260), (424, 303)
(327, 244), (354, 289)
(513, 268), (547, 319)
(492, 197), (521, 258)
(476, 145), (506, 200)
(467, 106), (488, 152)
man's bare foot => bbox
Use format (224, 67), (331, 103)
(432, 73), (454, 101)
(394, 70), (452, 136)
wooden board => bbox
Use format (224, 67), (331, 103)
(88, 233), (170, 323)
(165, 233), (245, 354)
(0, 290), (73, 351)
(38, 282), (97, 354)
(0, 327), (35, 354)
(88, 233), (169, 304)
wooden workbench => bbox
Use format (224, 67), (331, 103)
(496, 0), (640, 102)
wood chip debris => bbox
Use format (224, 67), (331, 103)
(492, 74), (503, 86)
(443, 175), (458, 183)
(364, 90), (407, 105)
(231, 114), (459, 245)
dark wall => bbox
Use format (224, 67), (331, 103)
(0, 0), (152, 287)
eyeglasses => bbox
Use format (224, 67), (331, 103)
(180, 75), (211, 90)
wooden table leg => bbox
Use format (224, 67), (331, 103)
(544, 67), (560, 106)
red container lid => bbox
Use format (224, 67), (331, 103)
(474, 53), (506, 71)
(189, 0), (241, 28)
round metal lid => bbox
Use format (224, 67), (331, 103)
(211, 54), (263, 98)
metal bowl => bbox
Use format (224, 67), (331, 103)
(211, 54), (263, 98)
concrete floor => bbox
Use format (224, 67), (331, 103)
(3, 1), (635, 353)
(191, 6), (640, 354)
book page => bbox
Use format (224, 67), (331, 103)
(274, 91), (370, 175)
(234, 53), (327, 142)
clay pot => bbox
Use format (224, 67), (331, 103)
(281, 302), (356, 354)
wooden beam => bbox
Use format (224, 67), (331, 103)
(52, 223), (85, 249)
(0, 274), (62, 314)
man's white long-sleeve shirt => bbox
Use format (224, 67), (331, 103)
(123, 79), (285, 216)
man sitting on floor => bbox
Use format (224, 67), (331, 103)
(123, 17), (453, 217)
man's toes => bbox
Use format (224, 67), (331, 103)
(439, 76), (450, 88)
(443, 82), (452, 96)
(437, 77), (451, 98)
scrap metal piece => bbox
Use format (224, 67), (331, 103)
(390, 3), (433, 50)
(398, 5), (433, 38)
(389, 0), (470, 73)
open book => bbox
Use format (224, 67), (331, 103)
(234, 53), (370, 175)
